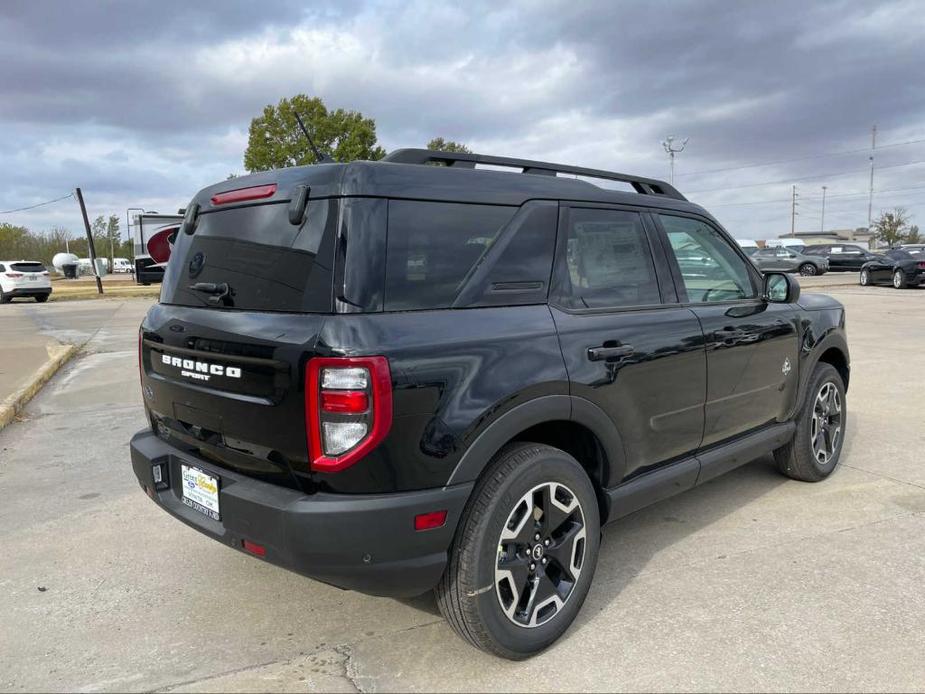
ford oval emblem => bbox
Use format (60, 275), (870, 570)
(188, 252), (205, 277)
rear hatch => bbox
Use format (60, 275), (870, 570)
(7, 262), (50, 288)
(141, 175), (339, 491)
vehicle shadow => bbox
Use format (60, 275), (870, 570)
(397, 452), (793, 622)
(398, 412), (862, 639)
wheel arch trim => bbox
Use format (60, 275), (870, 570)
(446, 395), (626, 487)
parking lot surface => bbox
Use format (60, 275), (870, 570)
(1, 287), (923, 692)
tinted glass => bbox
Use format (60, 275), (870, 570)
(887, 249), (912, 260)
(10, 262), (46, 272)
(555, 208), (660, 309)
(659, 214), (757, 302)
(384, 201), (516, 310)
(160, 200), (335, 313)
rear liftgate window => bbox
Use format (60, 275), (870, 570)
(160, 200), (336, 313)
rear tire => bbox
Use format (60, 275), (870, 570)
(799, 263), (817, 276)
(893, 270), (907, 289)
(436, 443), (600, 660)
(774, 363), (846, 482)
(34, 294), (49, 303)
(0, 289), (10, 304)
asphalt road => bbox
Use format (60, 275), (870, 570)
(1, 288), (923, 693)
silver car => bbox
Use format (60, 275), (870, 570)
(751, 247), (829, 276)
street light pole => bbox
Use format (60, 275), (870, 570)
(821, 186), (827, 233)
(661, 136), (689, 185)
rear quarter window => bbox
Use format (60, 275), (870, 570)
(384, 201), (517, 311)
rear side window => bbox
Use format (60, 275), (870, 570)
(10, 262), (46, 273)
(554, 208), (661, 309)
(384, 201), (516, 310)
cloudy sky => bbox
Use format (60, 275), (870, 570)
(1, 0), (924, 239)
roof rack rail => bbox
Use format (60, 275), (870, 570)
(383, 148), (686, 201)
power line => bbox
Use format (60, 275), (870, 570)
(705, 183), (925, 208)
(675, 137), (925, 178)
(685, 157), (925, 195)
(0, 193), (74, 215)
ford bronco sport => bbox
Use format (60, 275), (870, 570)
(131, 149), (849, 659)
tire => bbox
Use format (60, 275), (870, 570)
(859, 269), (870, 286)
(774, 363), (846, 482)
(436, 442), (600, 659)
(0, 289), (10, 304)
(799, 263), (817, 276)
(893, 270), (907, 289)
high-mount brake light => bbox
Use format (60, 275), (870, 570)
(306, 356), (392, 473)
(210, 184), (277, 206)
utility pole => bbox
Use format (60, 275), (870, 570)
(661, 135), (689, 185)
(790, 185), (799, 238)
(867, 124), (877, 227)
(74, 187), (103, 295)
(821, 185), (827, 233)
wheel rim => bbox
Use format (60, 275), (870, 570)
(894, 272), (902, 288)
(801, 264), (816, 276)
(495, 482), (586, 628)
(811, 382), (842, 466)
(860, 270), (868, 285)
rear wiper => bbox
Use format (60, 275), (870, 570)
(188, 282), (234, 307)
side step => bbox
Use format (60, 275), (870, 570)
(603, 422), (795, 523)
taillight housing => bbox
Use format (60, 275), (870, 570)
(5, 272), (23, 278)
(306, 356), (392, 473)
(917, 262), (925, 270)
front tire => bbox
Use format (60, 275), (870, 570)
(893, 270), (907, 289)
(774, 363), (846, 482)
(859, 269), (870, 286)
(799, 263), (817, 276)
(436, 443), (600, 659)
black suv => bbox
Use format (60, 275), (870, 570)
(131, 149), (850, 659)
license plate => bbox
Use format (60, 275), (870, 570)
(28, 274), (36, 280)
(181, 465), (220, 520)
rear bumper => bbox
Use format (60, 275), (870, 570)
(130, 429), (472, 597)
(5, 287), (51, 296)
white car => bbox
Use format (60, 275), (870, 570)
(0, 260), (52, 303)
(112, 257), (134, 273)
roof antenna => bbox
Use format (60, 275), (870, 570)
(294, 112), (334, 164)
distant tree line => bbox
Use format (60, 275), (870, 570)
(0, 215), (132, 271)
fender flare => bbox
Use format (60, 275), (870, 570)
(793, 330), (849, 416)
(446, 395), (626, 487)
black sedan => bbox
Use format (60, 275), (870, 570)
(859, 248), (925, 288)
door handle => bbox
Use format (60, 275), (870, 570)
(587, 344), (634, 361)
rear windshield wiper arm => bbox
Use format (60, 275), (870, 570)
(188, 282), (234, 306)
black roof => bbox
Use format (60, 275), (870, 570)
(192, 150), (708, 218)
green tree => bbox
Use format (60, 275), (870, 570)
(243, 95), (386, 172)
(871, 207), (915, 248)
(906, 224), (921, 244)
(426, 137), (471, 153)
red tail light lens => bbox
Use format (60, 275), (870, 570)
(306, 356), (392, 473)
(210, 183), (277, 206)
(414, 510), (448, 531)
(242, 539), (266, 557)
(5, 273), (23, 278)
(917, 262), (925, 270)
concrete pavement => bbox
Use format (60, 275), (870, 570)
(0, 290), (923, 692)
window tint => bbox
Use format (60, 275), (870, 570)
(555, 208), (661, 309)
(659, 214), (757, 303)
(10, 262), (46, 273)
(384, 201), (516, 310)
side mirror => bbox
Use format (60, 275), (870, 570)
(763, 272), (800, 303)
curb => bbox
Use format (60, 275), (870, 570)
(0, 342), (78, 432)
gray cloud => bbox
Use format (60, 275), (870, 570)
(1, 0), (923, 237)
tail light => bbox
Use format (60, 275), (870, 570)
(306, 356), (392, 473)
(5, 273), (23, 278)
(917, 262), (925, 270)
